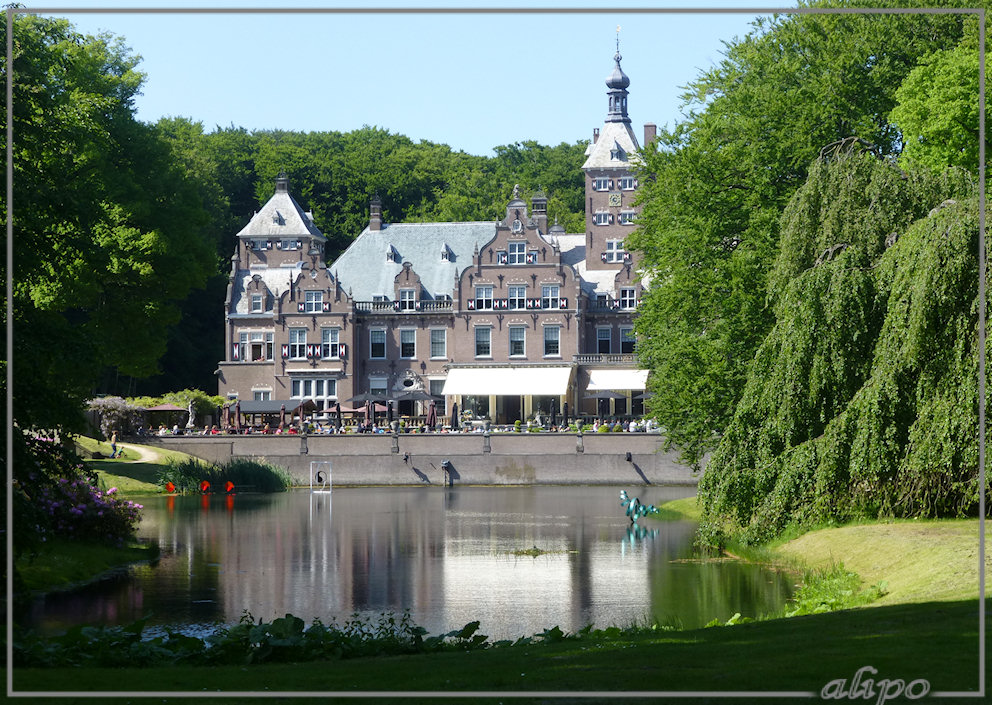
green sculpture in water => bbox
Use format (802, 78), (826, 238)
(619, 489), (659, 524)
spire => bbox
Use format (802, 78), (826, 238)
(605, 27), (630, 124)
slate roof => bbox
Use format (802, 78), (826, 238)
(236, 190), (326, 241)
(231, 263), (303, 314)
(582, 121), (642, 170)
(329, 222), (497, 301)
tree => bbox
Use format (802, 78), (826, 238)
(4, 14), (217, 431)
(628, 4), (968, 468)
(889, 17), (989, 174)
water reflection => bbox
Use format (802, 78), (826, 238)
(22, 486), (792, 640)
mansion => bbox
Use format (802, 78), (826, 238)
(217, 49), (654, 425)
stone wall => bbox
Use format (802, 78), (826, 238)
(142, 432), (698, 487)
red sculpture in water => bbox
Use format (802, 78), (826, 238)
(200, 480), (211, 493)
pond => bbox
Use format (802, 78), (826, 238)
(23, 486), (795, 640)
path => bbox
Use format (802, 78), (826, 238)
(118, 443), (163, 464)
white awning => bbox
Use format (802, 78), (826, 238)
(442, 367), (572, 396)
(586, 369), (649, 391)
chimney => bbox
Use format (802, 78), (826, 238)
(369, 194), (382, 231)
(531, 191), (548, 233)
(593, 128), (600, 144)
(643, 123), (657, 147)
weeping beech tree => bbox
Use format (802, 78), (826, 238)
(698, 149), (982, 544)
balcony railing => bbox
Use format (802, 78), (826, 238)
(573, 353), (638, 364)
(354, 300), (454, 314)
(585, 302), (637, 314)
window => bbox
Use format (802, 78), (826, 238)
(370, 329), (386, 359)
(253, 390), (271, 401)
(430, 329), (446, 359)
(475, 285), (494, 310)
(543, 326), (560, 357)
(619, 176), (636, 190)
(475, 327), (491, 357)
(541, 284), (560, 310)
(596, 293), (609, 308)
(400, 329), (416, 359)
(508, 241), (526, 265)
(509, 326), (526, 357)
(281, 239), (299, 251)
(321, 328), (339, 359)
(240, 331), (274, 362)
(250, 239), (269, 251)
(289, 328), (307, 359)
(304, 291), (323, 313)
(508, 285), (526, 310)
(620, 287), (637, 310)
(597, 327), (612, 354)
(399, 289), (416, 311)
(429, 379), (446, 415)
(610, 147), (625, 161)
(593, 177), (611, 191)
(621, 326), (636, 354)
(605, 240), (626, 263)
(369, 377), (388, 397)
(291, 377), (337, 406)
(251, 294), (264, 312)
(594, 211), (611, 226)
(619, 211), (636, 225)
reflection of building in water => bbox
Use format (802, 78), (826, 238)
(125, 489), (706, 638)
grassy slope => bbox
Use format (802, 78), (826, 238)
(75, 435), (202, 495)
(776, 519), (990, 605)
(16, 539), (158, 593)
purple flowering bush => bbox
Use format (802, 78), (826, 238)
(13, 432), (143, 554)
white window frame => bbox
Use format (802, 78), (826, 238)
(541, 284), (560, 310)
(251, 294), (264, 312)
(619, 211), (636, 225)
(593, 177), (611, 191)
(508, 241), (526, 265)
(370, 329), (386, 359)
(508, 285), (526, 310)
(475, 285), (494, 311)
(509, 326), (526, 357)
(399, 288), (416, 311)
(321, 327), (340, 359)
(475, 326), (492, 358)
(289, 328), (307, 360)
(281, 239), (299, 251)
(594, 211), (611, 226)
(619, 287), (637, 310)
(606, 240), (626, 263)
(253, 390), (272, 401)
(304, 290), (323, 313)
(430, 328), (446, 359)
(618, 176), (636, 190)
(400, 328), (416, 359)
(543, 326), (560, 357)
(291, 376), (338, 406)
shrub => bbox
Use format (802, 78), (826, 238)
(87, 397), (143, 438)
(159, 457), (292, 493)
(597, 424), (611, 433)
(13, 433), (142, 552)
(514, 420), (522, 432)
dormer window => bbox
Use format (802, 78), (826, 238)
(251, 294), (264, 312)
(386, 246), (398, 262)
(272, 210), (285, 225)
(610, 143), (625, 161)
(440, 245), (451, 261)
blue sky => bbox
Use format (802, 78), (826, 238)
(24, 1), (796, 155)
